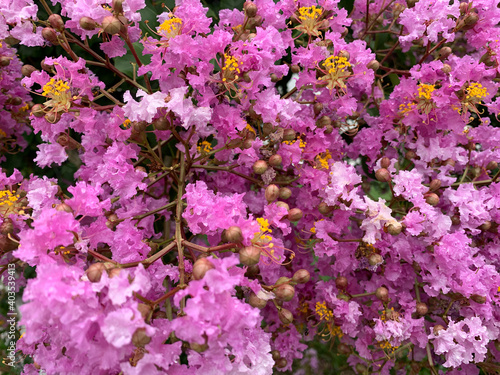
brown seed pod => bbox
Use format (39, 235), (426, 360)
(224, 226), (243, 243)
(287, 208), (303, 221)
(132, 328), (151, 347)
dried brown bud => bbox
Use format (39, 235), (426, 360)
(102, 16), (122, 35)
(479, 221), (491, 232)
(316, 115), (331, 128)
(406, 150), (417, 160)
(375, 168), (391, 182)
(153, 116), (169, 130)
(274, 283), (295, 301)
(239, 245), (261, 266)
(21, 64), (37, 77)
(265, 184), (280, 203)
(271, 350), (281, 361)
(86, 263), (105, 283)
(55, 202), (73, 213)
(225, 226), (243, 243)
(42, 27), (59, 45)
(433, 325), (445, 335)
(48, 14), (65, 32)
(247, 15), (263, 28)
(438, 46), (452, 59)
(132, 328), (151, 347)
(375, 286), (389, 302)
(275, 357), (288, 368)
(292, 269), (310, 284)
(429, 179), (442, 191)
(335, 276), (348, 290)
(451, 215), (461, 226)
(192, 258), (215, 280)
(248, 292), (267, 309)
(442, 158), (455, 167)
(486, 160), (498, 171)
(252, 160), (268, 174)
(313, 102), (323, 116)
(244, 1), (258, 18)
(0, 56), (11, 67)
(278, 187), (292, 200)
(318, 202), (334, 215)
(276, 201), (290, 211)
(470, 294), (486, 304)
(367, 59), (380, 71)
(262, 122), (274, 135)
(282, 129), (296, 141)
(290, 64), (300, 73)
(278, 308), (294, 325)
(386, 222), (402, 235)
(416, 302), (428, 316)
(268, 154), (282, 167)
(368, 253), (383, 266)
(79, 16), (98, 31)
(425, 193), (440, 206)
(441, 63), (452, 74)
(380, 157), (390, 169)
(137, 303), (152, 320)
(287, 208), (303, 221)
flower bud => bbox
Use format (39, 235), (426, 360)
(416, 302), (428, 315)
(113, 0), (124, 13)
(48, 14), (65, 32)
(21, 64), (37, 77)
(335, 276), (348, 290)
(42, 27), (59, 45)
(429, 179), (441, 191)
(274, 283), (295, 301)
(406, 150), (417, 160)
(278, 308), (293, 324)
(380, 157), (390, 169)
(45, 111), (61, 124)
(316, 115), (331, 128)
(108, 268), (121, 278)
(367, 59), (380, 71)
(287, 208), (303, 221)
(282, 129), (296, 141)
(385, 221), (402, 235)
(451, 215), (460, 226)
(278, 187), (292, 200)
(55, 202), (73, 213)
(248, 292), (267, 309)
(265, 184), (280, 203)
(442, 158), (455, 167)
(479, 221), (491, 232)
(368, 253), (383, 266)
(433, 325), (445, 335)
(132, 328), (151, 347)
(137, 303), (152, 320)
(239, 245), (261, 266)
(225, 226), (243, 243)
(290, 64), (300, 73)
(338, 50), (350, 60)
(375, 168), (391, 182)
(262, 122), (274, 135)
(441, 63), (452, 74)
(470, 294), (486, 304)
(86, 263), (105, 283)
(271, 350), (281, 361)
(102, 16), (122, 35)
(247, 15), (263, 28)
(244, 1), (258, 18)
(268, 154), (282, 167)
(486, 160), (498, 171)
(438, 46), (452, 59)
(0, 218), (13, 235)
(192, 258), (215, 280)
(245, 264), (260, 277)
(375, 286), (389, 302)
(153, 116), (169, 130)
(460, 2), (469, 14)
(313, 102), (323, 116)
(276, 201), (290, 211)
(292, 269), (310, 284)
(79, 16), (98, 30)
(252, 160), (268, 174)
(0, 56), (10, 67)
(425, 193), (439, 206)
(6, 96), (23, 106)
(318, 202), (334, 215)
(464, 12), (479, 26)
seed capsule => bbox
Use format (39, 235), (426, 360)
(335, 276), (348, 290)
(79, 16), (98, 30)
(380, 157), (390, 168)
(132, 328), (151, 347)
(470, 294), (486, 304)
(102, 16), (122, 35)
(386, 221), (402, 235)
(268, 154), (282, 167)
(42, 27), (59, 45)
(368, 253), (383, 266)
(48, 14), (65, 32)
(21, 64), (37, 77)
(282, 129), (296, 141)
(367, 59), (380, 71)
(438, 46), (452, 59)
(425, 193), (439, 206)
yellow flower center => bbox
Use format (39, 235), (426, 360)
(42, 78), (70, 98)
(315, 301), (333, 321)
(0, 190), (18, 208)
(222, 53), (242, 82)
(158, 16), (182, 36)
(324, 56), (351, 76)
(315, 150), (332, 169)
(254, 217), (273, 247)
(465, 82), (488, 101)
(197, 140), (212, 154)
(417, 83), (435, 100)
(298, 6), (322, 21)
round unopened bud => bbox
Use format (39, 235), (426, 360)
(282, 129), (296, 141)
(190, 341), (208, 353)
(429, 179), (442, 191)
(247, 15), (263, 28)
(239, 245), (261, 266)
(132, 328), (151, 347)
(262, 122), (274, 135)
(438, 46), (452, 60)
(406, 150), (417, 160)
(278, 187), (292, 200)
(355, 363), (367, 373)
(271, 350), (281, 361)
(42, 27), (59, 44)
(470, 294), (486, 304)
(248, 292), (267, 309)
(486, 160), (498, 171)
(338, 50), (350, 60)
(45, 111), (61, 124)
(291, 64), (300, 73)
(443, 158), (455, 167)
(48, 14), (65, 32)
(380, 157), (390, 169)
(137, 303), (152, 320)
(153, 116), (169, 130)
(276, 201), (290, 211)
(287, 208), (303, 221)
(87, 263), (105, 283)
(292, 269), (310, 284)
(265, 184), (280, 203)
(318, 202), (334, 215)
(7, 96), (23, 106)
(252, 160), (268, 174)
(460, 2), (469, 13)
(325, 124), (333, 133)
(225, 226), (243, 243)
(270, 73), (280, 82)
(21, 64), (37, 77)
(368, 253), (383, 266)
(425, 193), (439, 206)
(375, 286), (389, 302)
(433, 325), (445, 335)
(464, 12), (479, 26)
(416, 302), (428, 315)
(192, 258), (215, 280)
(451, 215), (460, 226)
(441, 63), (452, 74)
(275, 357), (288, 368)
(0, 56), (10, 67)
(367, 59), (380, 71)
(278, 308), (294, 324)
(102, 16), (122, 35)
(386, 221), (402, 235)
(268, 154), (282, 167)
(244, 1), (258, 18)
(375, 168), (391, 182)
(316, 115), (331, 128)
(79, 16), (98, 30)
(335, 276), (348, 290)
(55, 202), (73, 213)
(313, 102), (323, 116)
(274, 283), (295, 301)
(479, 221), (491, 232)
(113, 0), (124, 13)
(0, 218), (13, 235)
(108, 268), (121, 278)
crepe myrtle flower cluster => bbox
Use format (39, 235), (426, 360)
(0, 0), (500, 373)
